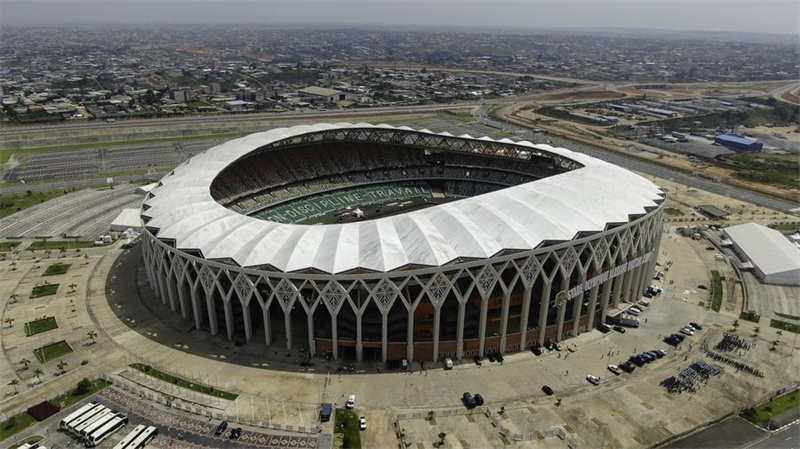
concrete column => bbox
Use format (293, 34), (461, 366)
(190, 284), (203, 331)
(631, 263), (645, 303)
(611, 272), (624, 308)
(242, 301), (252, 342)
(177, 279), (189, 319)
(571, 271), (588, 337)
(537, 281), (552, 346)
(355, 312), (363, 362)
(381, 313), (388, 363)
(585, 282), (601, 330)
(621, 265), (635, 303)
(406, 303), (415, 362)
(456, 301), (466, 360)
(166, 274), (179, 312)
(263, 305), (272, 346)
(555, 280), (568, 343)
(599, 276), (613, 324)
(432, 306), (441, 362)
(518, 287), (532, 350)
(330, 314), (338, 360)
(478, 297), (489, 357)
(284, 308), (293, 351)
(156, 269), (167, 303)
(223, 299), (234, 341)
(205, 291), (219, 336)
(307, 311), (315, 357)
(499, 289), (511, 353)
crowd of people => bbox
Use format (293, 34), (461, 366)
(661, 359), (724, 395)
(703, 349), (764, 377)
(713, 333), (752, 353)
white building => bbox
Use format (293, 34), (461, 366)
(723, 223), (800, 285)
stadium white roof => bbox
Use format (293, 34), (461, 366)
(142, 123), (665, 274)
(723, 222), (800, 278)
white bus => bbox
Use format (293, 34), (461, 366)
(68, 405), (109, 435)
(126, 425), (158, 449)
(85, 415), (128, 447)
(112, 424), (145, 449)
(77, 409), (117, 439)
(59, 401), (99, 430)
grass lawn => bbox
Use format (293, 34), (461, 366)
(334, 408), (362, 449)
(664, 207), (685, 216)
(770, 223), (800, 232)
(129, 363), (239, 400)
(739, 312), (761, 324)
(0, 190), (77, 219)
(30, 283), (59, 298)
(770, 319), (800, 334)
(741, 390), (800, 425)
(30, 241), (94, 250)
(51, 378), (111, 409)
(491, 131), (516, 139)
(33, 340), (73, 363)
(24, 316), (58, 337)
(0, 241), (21, 251)
(774, 312), (800, 321)
(0, 411), (37, 442)
(43, 263), (71, 276)
(710, 270), (723, 313)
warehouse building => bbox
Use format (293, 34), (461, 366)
(715, 134), (763, 152)
(722, 222), (800, 285)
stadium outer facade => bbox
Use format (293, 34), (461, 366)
(140, 123), (666, 363)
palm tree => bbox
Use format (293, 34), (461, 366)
(19, 358), (31, 370)
(33, 368), (43, 383)
(9, 293), (19, 304)
(4, 317), (13, 328)
(83, 254), (89, 262)
(733, 319), (740, 331)
(87, 330), (98, 345)
(8, 378), (19, 394)
(59, 248), (66, 258)
(754, 326), (760, 336)
(57, 361), (68, 374)
(44, 250), (52, 259)
(0, 252), (6, 261)
(437, 432), (447, 447)
(68, 283), (78, 293)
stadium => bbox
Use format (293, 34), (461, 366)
(139, 123), (666, 363)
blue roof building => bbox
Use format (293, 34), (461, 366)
(715, 134), (763, 152)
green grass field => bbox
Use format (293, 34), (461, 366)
(33, 340), (73, 363)
(24, 317), (58, 337)
(334, 408), (362, 449)
(43, 263), (71, 276)
(0, 241), (21, 251)
(741, 389), (800, 425)
(739, 312), (761, 324)
(51, 378), (111, 409)
(0, 190), (78, 219)
(129, 363), (239, 400)
(664, 207), (685, 216)
(770, 319), (800, 334)
(30, 241), (93, 250)
(710, 270), (723, 313)
(0, 410), (37, 442)
(30, 283), (59, 298)
(774, 312), (800, 321)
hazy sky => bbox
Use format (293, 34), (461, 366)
(3, 1), (799, 35)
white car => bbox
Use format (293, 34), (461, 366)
(680, 327), (694, 336)
(346, 395), (356, 409)
(607, 364), (622, 375)
(359, 416), (367, 430)
(444, 357), (453, 370)
(587, 375), (601, 385)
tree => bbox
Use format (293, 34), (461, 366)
(76, 378), (92, 395)
(57, 361), (68, 374)
(87, 330), (98, 344)
(438, 432), (447, 447)
(4, 317), (13, 328)
(9, 293), (19, 303)
(33, 368), (44, 383)
(84, 254), (89, 262)
(754, 326), (760, 336)
(733, 319), (740, 331)
(59, 248), (66, 258)
(68, 283), (78, 293)
(44, 250), (52, 259)
(8, 378), (19, 394)
(19, 358), (31, 370)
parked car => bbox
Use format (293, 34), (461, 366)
(230, 427), (242, 439)
(543, 341), (554, 351)
(620, 362), (636, 373)
(553, 343), (562, 352)
(607, 364), (622, 375)
(473, 394), (485, 406)
(346, 395), (356, 409)
(680, 327), (695, 336)
(613, 326), (626, 334)
(598, 323), (612, 333)
(689, 322), (703, 330)
(444, 357), (454, 370)
(320, 403), (333, 422)
(531, 346), (543, 356)
(488, 354), (497, 362)
(697, 284), (708, 290)
(655, 349), (667, 358)
(462, 392), (477, 408)
(586, 375), (601, 385)
(359, 417), (367, 430)
(627, 308), (641, 316)
(496, 354), (504, 363)
(474, 355), (483, 366)
(542, 385), (554, 396)
(215, 421), (228, 436)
